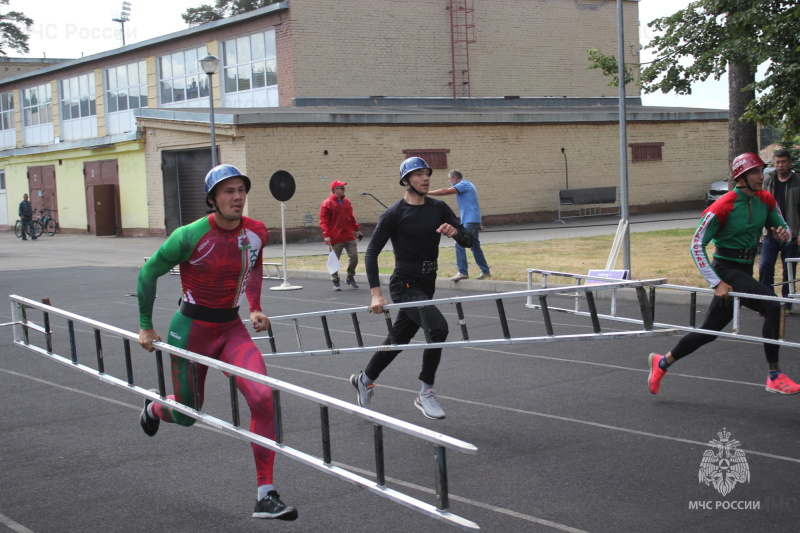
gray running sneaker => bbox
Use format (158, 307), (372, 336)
(349, 371), (375, 408)
(415, 389), (445, 419)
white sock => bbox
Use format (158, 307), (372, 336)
(258, 484), (275, 500)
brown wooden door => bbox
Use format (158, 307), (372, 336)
(84, 160), (120, 235)
(27, 165), (58, 215)
(93, 184), (117, 236)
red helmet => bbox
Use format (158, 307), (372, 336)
(731, 153), (766, 181)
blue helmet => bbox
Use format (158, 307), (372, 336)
(204, 164), (251, 207)
(399, 157), (432, 185)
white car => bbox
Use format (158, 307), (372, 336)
(706, 179), (729, 205)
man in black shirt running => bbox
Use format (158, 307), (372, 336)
(350, 157), (472, 419)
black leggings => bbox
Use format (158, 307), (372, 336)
(671, 258), (781, 365)
(364, 276), (448, 385)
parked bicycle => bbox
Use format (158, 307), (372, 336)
(36, 208), (59, 237)
(14, 218), (42, 239)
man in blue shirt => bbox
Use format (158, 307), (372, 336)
(429, 170), (490, 280)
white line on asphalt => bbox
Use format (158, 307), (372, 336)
(270, 365), (800, 465)
(0, 512), (36, 533)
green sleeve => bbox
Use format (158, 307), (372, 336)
(137, 224), (200, 329)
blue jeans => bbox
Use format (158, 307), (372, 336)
(455, 223), (489, 275)
(759, 233), (798, 306)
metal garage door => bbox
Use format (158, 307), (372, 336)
(161, 148), (213, 234)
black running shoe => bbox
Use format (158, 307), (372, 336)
(253, 491), (298, 520)
(140, 390), (160, 437)
(345, 276), (359, 289)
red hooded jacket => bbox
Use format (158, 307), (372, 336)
(319, 193), (360, 245)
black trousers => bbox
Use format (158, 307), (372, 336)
(671, 258), (781, 365)
(364, 275), (449, 385)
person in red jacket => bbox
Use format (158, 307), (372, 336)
(319, 180), (362, 290)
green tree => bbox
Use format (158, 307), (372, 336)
(0, 0), (33, 56)
(182, 0), (281, 26)
(588, 0), (800, 161)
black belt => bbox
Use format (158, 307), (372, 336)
(714, 247), (758, 261)
(395, 260), (438, 274)
(179, 301), (240, 323)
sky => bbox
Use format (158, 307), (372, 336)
(18, 0), (728, 110)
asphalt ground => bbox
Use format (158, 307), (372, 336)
(3, 252), (800, 533)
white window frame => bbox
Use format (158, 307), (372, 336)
(0, 91), (15, 149)
(60, 72), (98, 141)
(158, 45), (209, 108)
(221, 29), (278, 108)
(106, 60), (149, 135)
(22, 83), (54, 146)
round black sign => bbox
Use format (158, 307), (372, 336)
(269, 170), (296, 202)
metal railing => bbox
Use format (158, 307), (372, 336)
(7, 295), (479, 532)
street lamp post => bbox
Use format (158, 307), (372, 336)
(199, 54), (220, 168)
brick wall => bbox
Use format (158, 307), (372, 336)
(287, 0), (640, 99)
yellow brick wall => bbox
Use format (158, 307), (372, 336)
(234, 120), (727, 231)
(287, 0), (639, 99)
(94, 68), (106, 138)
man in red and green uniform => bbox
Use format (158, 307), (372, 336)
(648, 153), (800, 396)
(137, 164), (297, 520)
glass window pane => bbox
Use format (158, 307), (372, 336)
(252, 61), (266, 88)
(224, 67), (238, 93)
(140, 90), (149, 108)
(80, 75), (90, 96)
(69, 77), (79, 98)
(79, 96), (89, 117)
(45, 83), (52, 102)
(265, 58), (278, 86)
(237, 37), (251, 64)
(160, 81), (172, 103)
(237, 65), (251, 91)
(118, 90), (128, 111)
(107, 69), (117, 91)
(173, 52), (185, 77)
(107, 91), (118, 112)
(61, 80), (70, 100)
(29, 86), (39, 106)
(70, 99), (79, 119)
(139, 61), (147, 85)
(128, 86), (139, 109)
(265, 29), (276, 58)
(224, 40), (236, 66)
(61, 101), (71, 120)
(31, 106), (40, 125)
(22, 89), (30, 108)
(185, 48), (197, 74)
(186, 75), (199, 100)
(251, 33), (265, 60)
(45, 102), (53, 123)
(172, 77), (185, 102)
(160, 55), (172, 79)
(127, 62), (138, 85)
(23, 107), (32, 126)
(198, 75), (209, 98)
(89, 99), (96, 116)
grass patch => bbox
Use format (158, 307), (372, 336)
(288, 228), (782, 289)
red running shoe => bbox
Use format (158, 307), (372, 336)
(765, 373), (800, 395)
(648, 353), (667, 395)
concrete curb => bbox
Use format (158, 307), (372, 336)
(283, 270), (715, 306)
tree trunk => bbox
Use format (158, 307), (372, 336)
(728, 61), (758, 172)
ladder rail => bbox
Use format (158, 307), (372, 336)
(8, 295), (479, 532)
